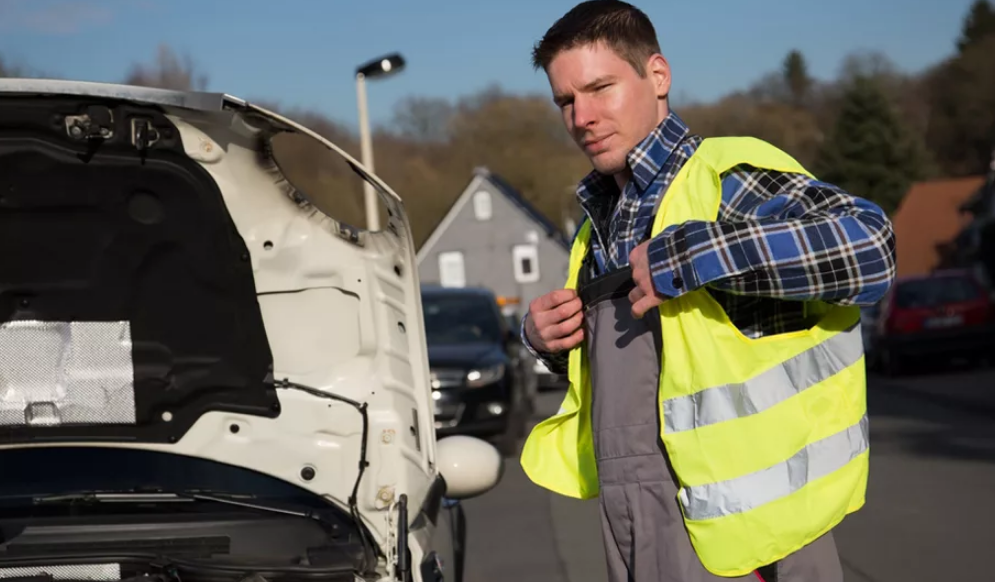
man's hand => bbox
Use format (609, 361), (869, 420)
(525, 289), (584, 353)
(628, 240), (665, 318)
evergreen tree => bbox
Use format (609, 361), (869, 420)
(926, 32), (995, 177)
(815, 75), (933, 215)
(957, 0), (995, 53)
(782, 50), (812, 107)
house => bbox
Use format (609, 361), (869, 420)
(891, 176), (986, 277)
(416, 167), (572, 315)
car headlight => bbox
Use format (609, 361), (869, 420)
(466, 363), (505, 387)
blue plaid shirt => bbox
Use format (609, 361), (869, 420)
(525, 112), (896, 374)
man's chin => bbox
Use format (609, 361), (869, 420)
(590, 155), (626, 176)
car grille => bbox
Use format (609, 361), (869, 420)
(433, 402), (465, 429)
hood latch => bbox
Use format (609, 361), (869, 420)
(65, 105), (114, 164)
(65, 105), (114, 141)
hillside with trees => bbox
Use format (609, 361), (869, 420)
(2, 1), (993, 247)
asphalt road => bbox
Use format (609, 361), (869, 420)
(459, 364), (995, 582)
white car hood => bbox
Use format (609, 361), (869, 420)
(0, 79), (437, 553)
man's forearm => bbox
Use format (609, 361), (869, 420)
(645, 178), (896, 306)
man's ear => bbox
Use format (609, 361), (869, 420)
(646, 54), (671, 100)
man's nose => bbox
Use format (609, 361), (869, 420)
(572, 95), (596, 129)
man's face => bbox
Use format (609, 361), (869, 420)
(546, 42), (671, 177)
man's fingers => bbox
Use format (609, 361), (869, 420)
(554, 297), (583, 321)
(527, 290), (584, 353)
(535, 296), (582, 328)
(533, 288), (578, 312)
(631, 295), (661, 319)
(548, 326), (584, 352)
(542, 309), (583, 343)
(628, 285), (645, 305)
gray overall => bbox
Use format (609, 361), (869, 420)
(577, 257), (844, 582)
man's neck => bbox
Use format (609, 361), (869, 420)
(613, 168), (632, 191)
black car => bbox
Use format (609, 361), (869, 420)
(421, 286), (531, 451)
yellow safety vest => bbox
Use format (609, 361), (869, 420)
(520, 136), (869, 577)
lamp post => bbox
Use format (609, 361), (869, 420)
(355, 52), (406, 231)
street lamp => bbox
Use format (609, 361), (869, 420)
(355, 52), (406, 231)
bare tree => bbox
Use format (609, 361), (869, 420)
(124, 44), (208, 91)
(391, 96), (454, 143)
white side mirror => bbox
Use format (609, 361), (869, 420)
(436, 435), (503, 499)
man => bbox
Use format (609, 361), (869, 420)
(518, 2), (896, 582)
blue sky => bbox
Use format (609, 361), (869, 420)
(0, 0), (977, 133)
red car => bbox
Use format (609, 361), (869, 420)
(872, 269), (994, 374)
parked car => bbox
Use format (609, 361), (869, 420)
(421, 285), (533, 453)
(872, 269), (995, 374)
(0, 79), (503, 582)
(496, 303), (541, 406)
(532, 354), (569, 391)
(859, 303), (881, 365)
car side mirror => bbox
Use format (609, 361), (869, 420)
(435, 435), (503, 499)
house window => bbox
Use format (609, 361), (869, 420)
(473, 190), (492, 221)
(438, 251), (466, 288)
(512, 245), (540, 284)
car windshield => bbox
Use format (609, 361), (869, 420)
(894, 276), (980, 309)
(422, 293), (502, 345)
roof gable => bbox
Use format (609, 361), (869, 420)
(416, 167), (571, 263)
(476, 169), (570, 248)
(892, 176), (985, 277)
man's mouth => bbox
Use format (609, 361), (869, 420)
(582, 134), (612, 152)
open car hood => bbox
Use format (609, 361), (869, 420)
(0, 78), (438, 556)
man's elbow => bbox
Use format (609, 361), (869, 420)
(853, 211), (897, 306)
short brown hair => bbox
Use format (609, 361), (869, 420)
(531, 1), (661, 77)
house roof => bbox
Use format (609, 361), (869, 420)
(892, 176), (985, 277)
(472, 167), (571, 249)
(415, 167), (571, 263)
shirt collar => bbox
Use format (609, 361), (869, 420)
(576, 111), (690, 204)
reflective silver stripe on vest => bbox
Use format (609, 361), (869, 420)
(663, 323), (862, 434)
(679, 414), (869, 521)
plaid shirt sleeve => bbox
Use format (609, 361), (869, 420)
(647, 167), (897, 305)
